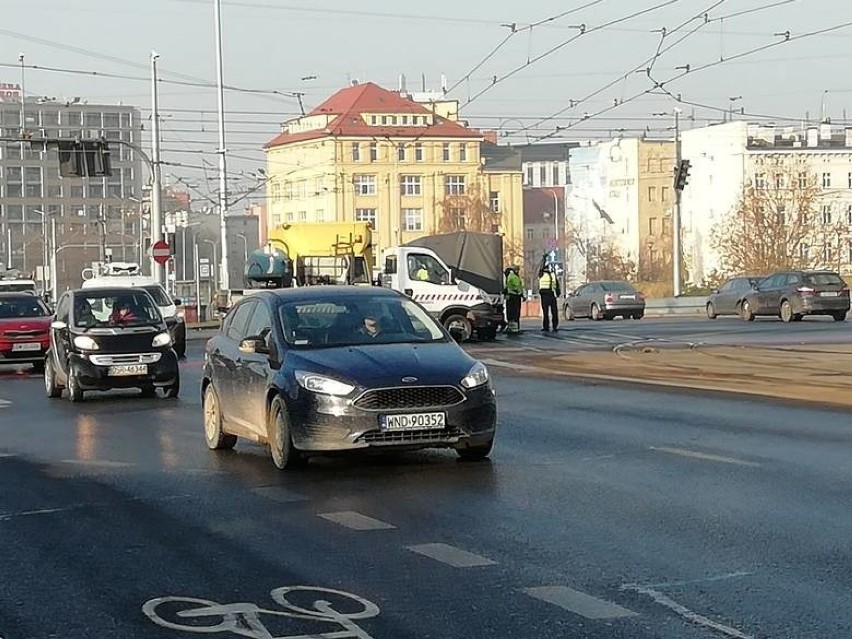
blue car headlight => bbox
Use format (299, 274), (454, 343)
(461, 361), (490, 389)
(295, 370), (356, 397)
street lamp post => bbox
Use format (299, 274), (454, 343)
(236, 233), (248, 265)
(201, 239), (218, 292)
(33, 209), (50, 294)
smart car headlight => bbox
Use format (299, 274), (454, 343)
(152, 332), (173, 348)
(73, 335), (100, 351)
(295, 370), (355, 397)
(461, 361), (490, 389)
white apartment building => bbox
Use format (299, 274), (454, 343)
(682, 121), (852, 283)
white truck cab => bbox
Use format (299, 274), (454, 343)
(81, 262), (187, 357)
(0, 269), (38, 295)
(381, 245), (502, 341)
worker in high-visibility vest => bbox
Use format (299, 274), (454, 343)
(415, 266), (430, 281)
(504, 265), (524, 335)
(538, 266), (561, 332)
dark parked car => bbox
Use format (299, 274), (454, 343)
(705, 276), (763, 319)
(201, 286), (497, 470)
(741, 270), (850, 322)
(44, 287), (180, 402)
(0, 293), (52, 372)
(564, 281), (646, 321)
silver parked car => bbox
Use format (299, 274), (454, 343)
(564, 281), (646, 321)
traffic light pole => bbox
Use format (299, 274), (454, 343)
(150, 52), (164, 285)
(673, 109), (683, 298)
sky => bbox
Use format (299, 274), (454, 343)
(1, 0), (851, 204)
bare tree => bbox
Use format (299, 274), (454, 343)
(586, 237), (636, 281)
(711, 162), (846, 274)
(436, 183), (501, 234)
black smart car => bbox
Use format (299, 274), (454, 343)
(45, 287), (180, 402)
(201, 286), (497, 470)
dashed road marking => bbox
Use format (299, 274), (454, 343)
(407, 543), (496, 568)
(0, 453), (15, 458)
(523, 586), (638, 620)
(252, 486), (309, 503)
(319, 511), (395, 531)
(650, 446), (761, 468)
(0, 399), (10, 409)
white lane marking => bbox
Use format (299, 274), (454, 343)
(650, 447), (761, 468)
(523, 586), (638, 620)
(319, 511), (395, 531)
(252, 486), (309, 503)
(622, 584), (753, 639)
(407, 543), (496, 568)
(0, 453), (16, 458)
(0, 399), (11, 409)
(635, 571), (752, 590)
(60, 459), (134, 468)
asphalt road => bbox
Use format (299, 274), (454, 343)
(1, 344), (851, 639)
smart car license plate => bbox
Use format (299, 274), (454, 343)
(11, 342), (41, 352)
(820, 291), (839, 297)
(381, 412), (446, 431)
(108, 364), (147, 376)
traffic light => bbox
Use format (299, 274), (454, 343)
(57, 139), (113, 178)
(673, 159), (691, 192)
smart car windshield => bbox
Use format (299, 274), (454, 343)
(0, 296), (48, 319)
(73, 291), (162, 328)
(278, 295), (446, 348)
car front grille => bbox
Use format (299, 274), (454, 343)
(352, 386), (465, 411)
(89, 353), (162, 366)
(357, 427), (464, 445)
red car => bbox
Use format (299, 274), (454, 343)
(0, 293), (52, 372)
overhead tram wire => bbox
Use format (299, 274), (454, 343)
(461, 0), (683, 108)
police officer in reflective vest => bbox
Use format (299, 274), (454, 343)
(504, 265), (524, 335)
(538, 266), (561, 332)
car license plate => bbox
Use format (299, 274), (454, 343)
(820, 291), (839, 297)
(108, 364), (147, 377)
(619, 294), (636, 300)
(381, 412), (446, 431)
(11, 342), (41, 352)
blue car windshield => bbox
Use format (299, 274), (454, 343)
(278, 295), (446, 348)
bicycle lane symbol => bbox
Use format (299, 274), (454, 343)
(142, 585), (380, 639)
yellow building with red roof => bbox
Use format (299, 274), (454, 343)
(263, 81), (524, 269)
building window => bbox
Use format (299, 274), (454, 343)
(398, 144), (406, 162)
(755, 173), (766, 189)
(415, 143), (424, 162)
(847, 204), (852, 225)
(662, 216), (671, 235)
(824, 245), (833, 262)
(353, 175), (377, 195)
(296, 180), (307, 199)
(459, 144), (467, 162)
(648, 217), (657, 235)
(298, 210), (307, 222)
(822, 205), (833, 224)
(445, 175), (466, 195)
(526, 228), (534, 241)
(403, 208), (422, 232)
(316, 209), (325, 222)
(272, 182), (281, 203)
(442, 143), (451, 162)
(648, 186), (657, 202)
(24, 167), (42, 198)
(661, 186), (670, 202)
(352, 143), (361, 162)
(799, 243), (809, 259)
(848, 172), (852, 189)
(370, 142), (378, 162)
(490, 191), (500, 213)
(450, 207), (466, 229)
(798, 172), (808, 189)
(540, 165), (547, 186)
(285, 211), (294, 222)
(355, 208), (376, 226)
(774, 173), (786, 189)
(525, 166), (533, 185)
(283, 181), (292, 200)
(370, 116), (377, 125)
(401, 116), (408, 125)
(822, 172), (832, 188)
(552, 164), (560, 186)
(400, 175), (422, 196)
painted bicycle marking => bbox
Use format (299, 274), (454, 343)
(143, 585), (380, 639)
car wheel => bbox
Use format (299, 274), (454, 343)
(456, 438), (494, 461)
(780, 300), (795, 323)
(590, 303), (602, 321)
(443, 314), (472, 342)
(564, 304), (575, 321)
(66, 367), (84, 403)
(44, 357), (61, 399)
(203, 384), (236, 450)
(833, 311), (848, 322)
(741, 300), (755, 322)
(268, 397), (304, 470)
(164, 376), (180, 399)
(706, 302), (717, 320)
(632, 312), (644, 320)
(31, 359), (45, 374)
(140, 385), (157, 398)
